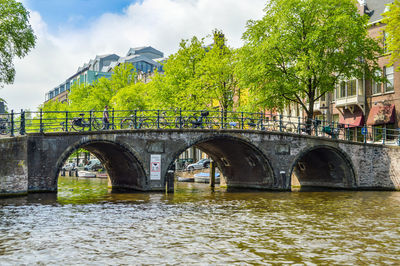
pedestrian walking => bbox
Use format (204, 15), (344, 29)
(103, 105), (110, 130)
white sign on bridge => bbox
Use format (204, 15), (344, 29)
(150, 154), (161, 180)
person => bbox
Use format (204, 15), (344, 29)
(103, 105), (110, 130)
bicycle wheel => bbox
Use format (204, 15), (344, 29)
(0, 125), (9, 135)
(265, 120), (278, 131)
(188, 116), (200, 128)
(71, 121), (84, 132)
(139, 118), (153, 129)
(174, 117), (183, 128)
(159, 117), (169, 128)
(0, 119), (10, 135)
(92, 118), (102, 130)
(284, 122), (297, 133)
(182, 117), (191, 128)
(120, 119), (135, 129)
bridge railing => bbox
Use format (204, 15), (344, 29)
(1, 109), (399, 146)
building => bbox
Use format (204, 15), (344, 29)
(306, 0), (398, 140)
(45, 46), (165, 103)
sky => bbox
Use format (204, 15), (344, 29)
(1, 0), (266, 112)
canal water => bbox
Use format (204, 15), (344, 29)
(0, 177), (399, 265)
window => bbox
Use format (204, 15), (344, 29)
(384, 66), (394, 92)
(340, 81), (346, 98)
(372, 70), (382, 95)
(347, 80), (356, 96)
(336, 79), (363, 98)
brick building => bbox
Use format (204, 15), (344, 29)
(313, 0), (398, 138)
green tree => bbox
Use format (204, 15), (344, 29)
(36, 100), (69, 132)
(156, 36), (208, 110)
(382, 0), (400, 68)
(68, 83), (91, 110)
(110, 82), (148, 111)
(237, 0), (382, 130)
(0, 0), (36, 86)
(199, 30), (239, 112)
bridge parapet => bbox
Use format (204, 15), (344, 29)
(1, 109), (400, 146)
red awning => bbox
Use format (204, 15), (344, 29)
(339, 109), (364, 128)
(367, 104), (395, 126)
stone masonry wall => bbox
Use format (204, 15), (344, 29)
(0, 137), (28, 196)
(2, 130), (400, 197)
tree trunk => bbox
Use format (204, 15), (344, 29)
(306, 90), (315, 135)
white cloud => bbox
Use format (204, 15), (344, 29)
(0, 0), (266, 111)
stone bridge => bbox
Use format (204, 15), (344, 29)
(1, 129), (400, 196)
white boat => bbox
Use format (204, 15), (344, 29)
(177, 176), (194, 182)
(77, 171), (96, 178)
(194, 172), (220, 183)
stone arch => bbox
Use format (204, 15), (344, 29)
(289, 145), (356, 190)
(168, 133), (275, 190)
(55, 138), (147, 191)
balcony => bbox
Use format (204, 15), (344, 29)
(335, 79), (365, 112)
(335, 94), (365, 112)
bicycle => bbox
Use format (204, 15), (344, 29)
(120, 114), (154, 129)
(264, 117), (280, 131)
(245, 117), (265, 130)
(188, 111), (211, 128)
(71, 113), (102, 132)
(158, 111), (172, 128)
(0, 117), (10, 135)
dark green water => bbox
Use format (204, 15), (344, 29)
(0, 177), (399, 265)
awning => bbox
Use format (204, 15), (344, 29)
(366, 104), (395, 126)
(339, 109), (364, 128)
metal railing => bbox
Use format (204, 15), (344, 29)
(1, 109), (399, 146)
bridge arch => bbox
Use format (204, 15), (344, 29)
(168, 134), (275, 190)
(55, 139), (147, 191)
(289, 145), (356, 190)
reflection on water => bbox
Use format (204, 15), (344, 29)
(0, 177), (400, 264)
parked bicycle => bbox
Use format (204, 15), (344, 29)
(120, 114), (154, 129)
(245, 118), (265, 130)
(188, 111), (211, 128)
(0, 117), (10, 135)
(158, 111), (172, 128)
(262, 116), (298, 133)
(71, 113), (102, 131)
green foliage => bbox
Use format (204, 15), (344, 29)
(110, 82), (148, 111)
(382, 0), (400, 68)
(37, 100), (69, 132)
(237, 0), (382, 121)
(198, 30), (239, 111)
(68, 63), (137, 111)
(153, 36), (208, 110)
(151, 31), (241, 111)
(0, 0), (36, 87)
(67, 83), (91, 110)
